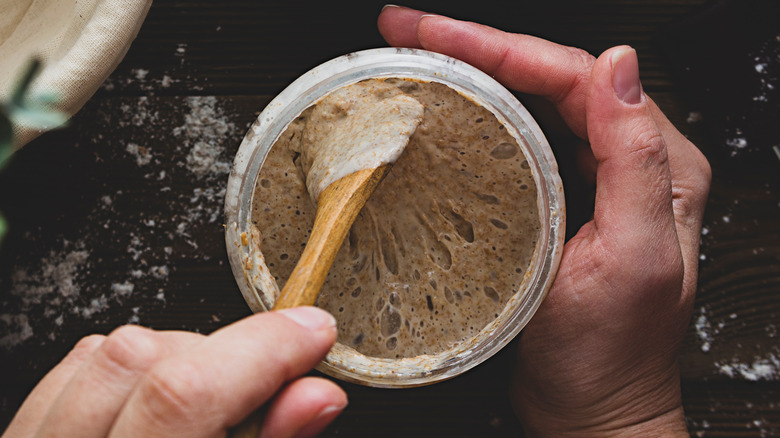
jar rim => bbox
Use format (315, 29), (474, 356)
(224, 48), (565, 387)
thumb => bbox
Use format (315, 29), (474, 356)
(586, 46), (677, 249)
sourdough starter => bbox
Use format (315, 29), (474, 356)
(251, 78), (540, 359)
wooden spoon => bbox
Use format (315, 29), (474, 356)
(272, 164), (391, 309)
(229, 94), (422, 438)
(271, 93), (422, 309)
(227, 165), (390, 438)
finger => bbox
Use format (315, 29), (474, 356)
(648, 99), (711, 293)
(2, 335), (105, 437)
(259, 377), (347, 438)
(35, 326), (203, 438)
(576, 140), (598, 186)
(585, 46), (681, 276)
(376, 5), (425, 49)
(110, 306), (337, 438)
(649, 100), (711, 229)
(377, 7), (594, 137)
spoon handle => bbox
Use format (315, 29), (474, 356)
(272, 164), (391, 310)
(228, 165), (392, 438)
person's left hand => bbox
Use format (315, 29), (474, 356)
(377, 6), (710, 436)
(3, 307), (346, 438)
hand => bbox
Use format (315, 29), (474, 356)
(379, 6), (711, 436)
(3, 307), (346, 438)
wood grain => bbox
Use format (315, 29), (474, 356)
(1, 1), (778, 436)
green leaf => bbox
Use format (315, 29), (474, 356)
(10, 58), (42, 106)
(34, 92), (60, 106)
(0, 57), (68, 169)
(0, 211), (7, 248)
(9, 104), (69, 130)
(0, 113), (13, 170)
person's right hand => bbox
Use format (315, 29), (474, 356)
(379, 7), (711, 436)
(3, 306), (346, 438)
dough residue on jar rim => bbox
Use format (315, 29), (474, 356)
(244, 77), (541, 376)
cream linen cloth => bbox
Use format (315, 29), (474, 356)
(1, 0), (153, 149)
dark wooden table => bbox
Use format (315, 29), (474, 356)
(2, 1), (778, 436)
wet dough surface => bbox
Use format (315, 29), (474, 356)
(301, 90), (423, 203)
(252, 78), (540, 359)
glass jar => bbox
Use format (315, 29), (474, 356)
(224, 48), (565, 387)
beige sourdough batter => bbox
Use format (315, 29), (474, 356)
(301, 91), (423, 203)
(251, 78), (540, 359)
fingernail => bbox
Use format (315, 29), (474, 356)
(293, 403), (348, 438)
(276, 307), (336, 331)
(611, 47), (643, 105)
(315, 404), (347, 421)
(381, 4), (401, 11)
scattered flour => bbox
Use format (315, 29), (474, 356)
(0, 234), (168, 344)
(687, 111), (703, 123)
(173, 96), (235, 178)
(10, 245), (90, 308)
(2, 95), (238, 349)
(750, 38), (777, 103)
(688, 417), (710, 437)
(725, 137), (748, 151)
(689, 401), (778, 437)
(716, 353), (780, 381)
(103, 67), (180, 93)
(0, 242), (90, 348)
(695, 306), (780, 382)
(150, 265), (169, 280)
(185, 142), (230, 177)
(0, 314), (33, 348)
(695, 308), (716, 353)
(766, 324), (777, 338)
(77, 295), (109, 319)
(132, 68), (149, 81)
(110, 282), (134, 297)
(175, 43), (187, 67)
(722, 33), (778, 157)
(119, 96), (159, 128)
(723, 129), (751, 157)
(126, 143), (153, 166)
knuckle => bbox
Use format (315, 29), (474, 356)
(671, 187), (699, 220)
(98, 325), (163, 375)
(554, 46), (596, 102)
(672, 142), (712, 220)
(627, 128), (667, 166)
(565, 46), (597, 72)
(63, 334), (106, 364)
(138, 361), (213, 425)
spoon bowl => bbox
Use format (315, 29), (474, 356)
(272, 164), (392, 310)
